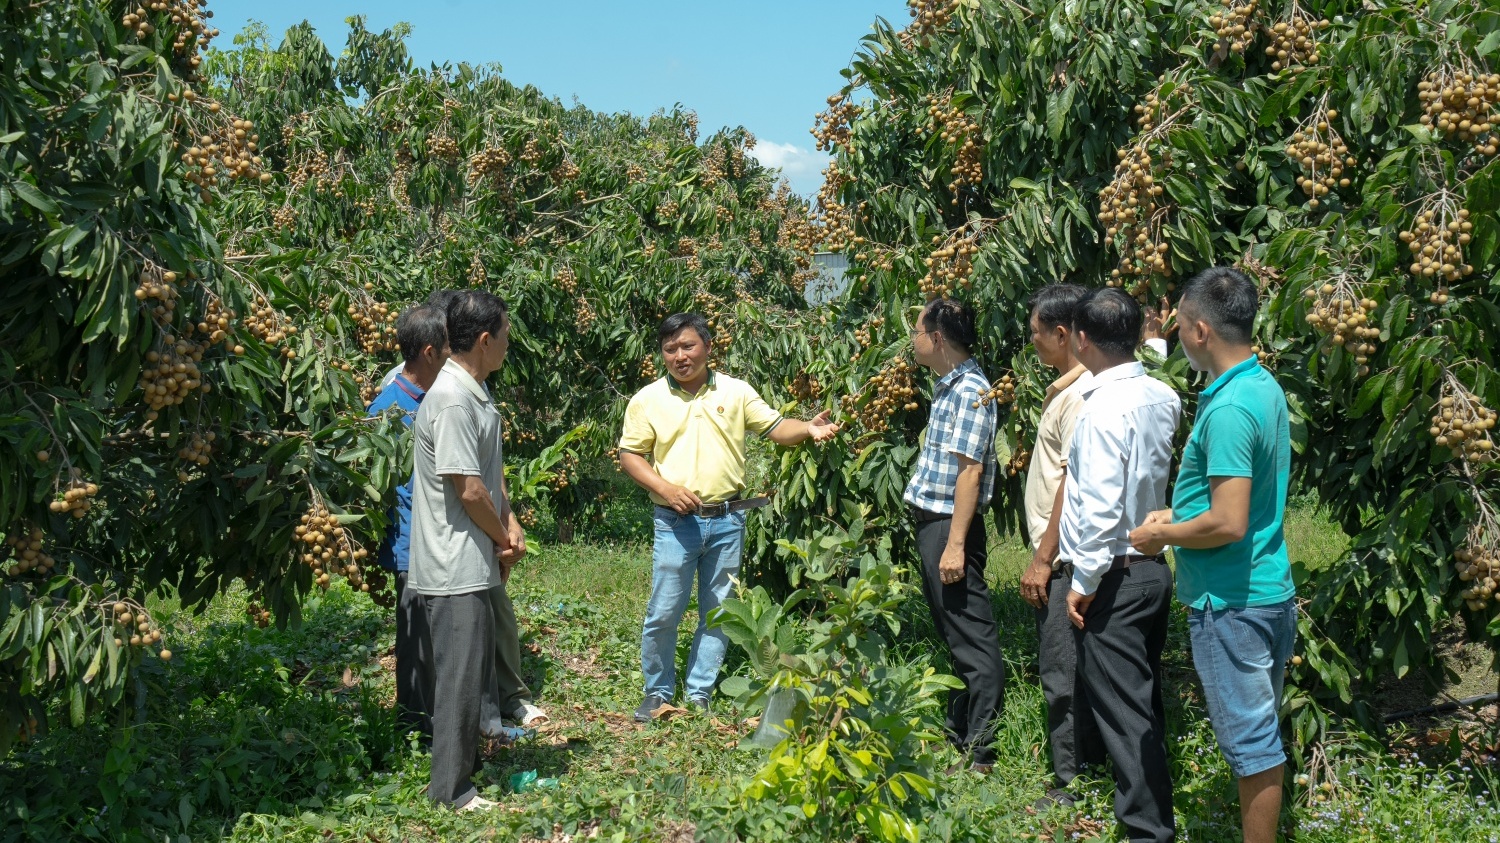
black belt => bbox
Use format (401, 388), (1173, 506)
(688, 496), (770, 518)
(1110, 553), (1164, 572)
(910, 506), (949, 523)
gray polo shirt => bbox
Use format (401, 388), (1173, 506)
(409, 358), (504, 596)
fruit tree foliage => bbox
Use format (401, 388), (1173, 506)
(0, 4), (819, 748)
(764, 0), (1500, 735)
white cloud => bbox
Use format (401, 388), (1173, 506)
(748, 140), (829, 199)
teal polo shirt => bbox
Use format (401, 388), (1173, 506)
(1172, 356), (1295, 610)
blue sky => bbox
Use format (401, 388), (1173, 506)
(208, 1), (909, 197)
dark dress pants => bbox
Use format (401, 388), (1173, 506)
(1077, 559), (1175, 842)
(394, 572), (433, 739)
(424, 590), (494, 808)
(915, 513), (1006, 766)
(1037, 565), (1105, 786)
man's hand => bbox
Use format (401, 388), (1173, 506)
(938, 542), (966, 585)
(1020, 556), (1053, 609)
(661, 484), (703, 515)
(1066, 589), (1095, 630)
(1143, 296), (1176, 341)
(807, 409), (841, 444)
(1129, 508), (1173, 556)
(500, 521), (527, 564)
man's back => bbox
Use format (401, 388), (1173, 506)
(1061, 362), (1182, 567)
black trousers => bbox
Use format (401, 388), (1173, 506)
(1077, 559), (1175, 843)
(1037, 566), (1105, 786)
(914, 513), (1006, 765)
(424, 590), (494, 808)
(394, 572), (433, 739)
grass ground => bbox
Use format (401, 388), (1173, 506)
(3, 503), (1500, 842)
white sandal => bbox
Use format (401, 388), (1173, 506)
(510, 702), (550, 726)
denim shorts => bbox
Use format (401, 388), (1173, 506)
(1188, 598), (1297, 778)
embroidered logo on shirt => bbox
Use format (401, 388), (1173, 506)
(717, 406), (724, 413)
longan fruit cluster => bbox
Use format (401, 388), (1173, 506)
(134, 268), (181, 322)
(271, 204), (297, 231)
(551, 160), (581, 183)
(520, 137), (545, 167)
(923, 93), (982, 200)
(700, 145), (729, 188)
(921, 228), (980, 298)
(287, 147), (332, 194)
(556, 265), (578, 295)
(295, 503), (370, 592)
(548, 452), (581, 493)
(1456, 538), (1500, 613)
(193, 295), (234, 345)
(625, 163), (647, 183)
(426, 133), (460, 162)
(49, 480), (99, 518)
(110, 601), (166, 655)
(174, 431), (215, 481)
(1419, 66), (1500, 156)
(1209, 0), (1259, 55)
(123, 0), (218, 68)
(1430, 385), (1496, 463)
(1400, 197), (1474, 299)
(390, 149), (414, 210)
(180, 119), (267, 201)
(976, 373), (1016, 407)
(4, 526), (55, 577)
(1006, 445), (1032, 477)
(812, 93), (862, 153)
(657, 198), (680, 222)
(907, 0), (961, 38)
(1287, 106), (1352, 209)
(1133, 80), (1194, 134)
(365, 566), (395, 609)
(790, 370), (823, 402)
(244, 295), (297, 354)
(1302, 283), (1379, 375)
(1265, 10), (1328, 74)
(853, 315), (885, 351)
(813, 164), (857, 250)
(467, 147), (511, 183)
(348, 298), (397, 354)
(140, 335), (210, 411)
(1099, 145), (1172, 290)
(575, 298), (597, 333)
(842, 356), (918, 434)
(638, 355), (657, 381)
(246, 601), (272, 628)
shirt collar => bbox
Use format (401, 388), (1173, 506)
(1079, 360), (1145, 396)
(441, 358), (492, 404)
(1046, 364), (1088, 400)
(936, 357), (979, 391)
(1200, 355), (1260, 400)
(667, 369), (716, 395)
(392, 372), (426, 402)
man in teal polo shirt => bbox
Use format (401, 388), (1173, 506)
(1131, 266), (1294, 843)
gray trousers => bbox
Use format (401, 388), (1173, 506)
(1037, 566), (1104, 786)
(1077, 559), (1176, 843)
(480, 581), (533, 732)
(424, 590), (493, 807)
(397, 577), (531, 742)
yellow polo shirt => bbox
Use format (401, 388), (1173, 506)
(619, 371), (783, 505)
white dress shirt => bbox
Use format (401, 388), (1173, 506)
(1059, 361), (1182, 596)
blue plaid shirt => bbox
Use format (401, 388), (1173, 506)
(904, 358), (998, 515)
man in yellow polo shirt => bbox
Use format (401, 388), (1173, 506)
(620, 312), (839, 721)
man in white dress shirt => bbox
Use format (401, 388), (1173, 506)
(1058, 288), (1182, 842)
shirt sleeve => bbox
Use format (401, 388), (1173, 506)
(1201, 405), (1257, 479)
(432, 406), (483, 477)
(619, 392), (656, 455)
(1144, 338), (1167, 357)
(1054, 391), (1084, 467)
(743, 386), (784, 437)
(1067, 414), (1130, 596)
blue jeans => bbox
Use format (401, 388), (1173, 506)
(1189, 598), (1298, 778)
(641, 506), (746, 702)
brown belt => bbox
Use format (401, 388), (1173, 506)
(1110, 553), (1164, 572)
(691, 496), (770, 518)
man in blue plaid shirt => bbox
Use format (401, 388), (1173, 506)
(905, 297), (1004, 773)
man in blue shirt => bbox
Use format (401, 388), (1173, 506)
(368, 304), (451, 737)
(1131, 266), (1295, 843)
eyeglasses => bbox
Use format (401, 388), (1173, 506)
(909, 329), (937, 339)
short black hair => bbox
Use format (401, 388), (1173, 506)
(1180, 267), (1258, 345)
(657, 312), (712, 348)
(1072, 288), (1142, 359)
(445, 290), (508, 354)
(1028, 284), (1088, 331)
(395, 304), (448, 363)
(426, 288), (463, 313)
(920, 297), (978, 352)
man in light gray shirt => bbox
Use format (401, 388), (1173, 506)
(410, 289), (524, 812)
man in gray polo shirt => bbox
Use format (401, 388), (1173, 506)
(410, 289), (524, 812)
